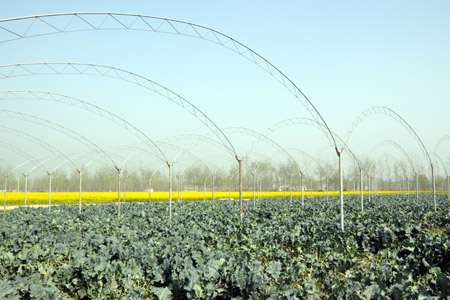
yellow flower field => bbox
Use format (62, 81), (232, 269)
(0, 190), (432, 207)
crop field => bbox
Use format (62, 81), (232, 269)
(0, 190), (426, 208)
(1, 195), (449, 299)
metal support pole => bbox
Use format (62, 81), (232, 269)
(407, 177), (410, 201)
(337, 149), (344, 232)
(17, 176), (20, 193)
(360, 168), (364, 212)
(24, 174), (28, 206)
(301, 172), (304, 207)
(252, 173), (256, 207)
(168, 164), (173, 218)
(326, 175), (328, 201)
(204, 178), (207, 201)
(177, 176), (180, 203)
(368, 175), (371, 202)
(78, 170), (82, 214)
(148, 178), (152, 203)
(416, 172), (419, 200)
(48, 172), (52, 211)
(238, 158), (243, 222)
(289, 174), (293, 201)
(116, 168), (121, 218)
(180, 176), (183, 202)
(431, 164), (436, 212)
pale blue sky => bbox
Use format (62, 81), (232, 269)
(0, 1), (449, 173)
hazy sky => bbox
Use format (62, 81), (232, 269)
(0, 1), (449, 173)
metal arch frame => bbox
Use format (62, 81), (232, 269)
(219, 126), (306, 216)
(0, 125), (79, 171)
(380, 152), (409, 193)
(0, 12), (337, 149)
(431, 151), (449, 201)
(369, 139), (419, 200)
(0, 63), (237, 159)
(265, 117), (363, 227)
(241, 151), (280, 206)
(0, 125), (83, 210)
(347, 106), (436, 210)
(0, 110), (116, 167)
(285, 147), (329, 202)
(369, 139), (416, 175)
(159, 133), (246, 203)
(0, 62), (245, 219)
(0, 141), (48, 210)
(220, 127), (304, 176)
(0, 109), (125, 213)
(0, 90), (169, 164)
(157, 140), (220, 209)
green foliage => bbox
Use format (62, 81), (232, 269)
(0, 195), (449, 299)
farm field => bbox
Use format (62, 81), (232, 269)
(1, 195), (449, 299)
(0, 190), (435, 208)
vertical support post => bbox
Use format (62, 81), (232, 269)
(301, 172), (304, 207)
(360, 167), (364, 212)
(116, 167), (121, 218)
(48, 172), (52, 211)
(326, 175), (328, 201)
(238, 158), (243, 223)
(24, 174), (28, 207)
(148, 178), (152, 203)
(368, 175), (371, 202)
(168, 164), (173, 218)
(177, 175), (180, 203)
(431, 164), (436, 212)
(289, 174), (293, 201)
(407, 177), (410, 201)
(179, 175), (183, 202)
(17, 176), (20, 193)
(204, 178), (207, 201)
(252, 173), (256, 207)
(337, 148), (344, 232)
(78, 170), (82, 214)
(415, 172), (419, 200)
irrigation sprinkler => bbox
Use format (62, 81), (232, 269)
(347, 106), (437, 211)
